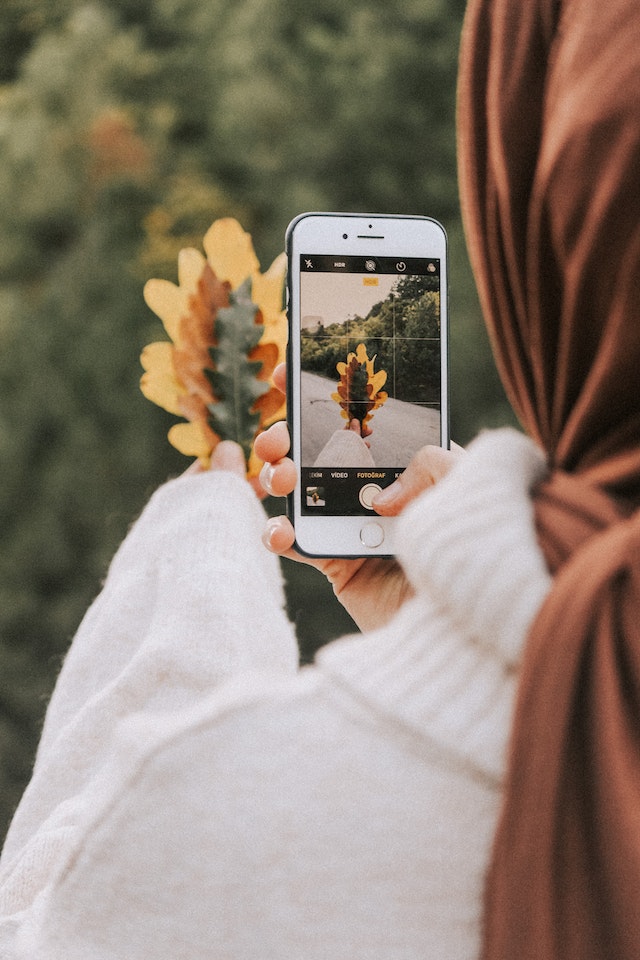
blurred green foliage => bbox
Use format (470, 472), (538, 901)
(0, 0), (514, 840)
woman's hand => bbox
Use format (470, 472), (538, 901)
(185, 439), (266, 497)
(254, 364), (463, 632)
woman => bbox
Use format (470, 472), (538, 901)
(1, 1), (639, 957)
(458, 1), (640, 957)
(272, 0), (640, 955)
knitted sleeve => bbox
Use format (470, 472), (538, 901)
(0, 468), (298, 914)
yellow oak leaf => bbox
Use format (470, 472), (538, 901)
(141, 218), (287, 474)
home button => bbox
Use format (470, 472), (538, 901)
(359, 522), (385, 549)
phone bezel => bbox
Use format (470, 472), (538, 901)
(285, 212), (449, 558)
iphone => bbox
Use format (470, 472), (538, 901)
(286, 212), (449, 557)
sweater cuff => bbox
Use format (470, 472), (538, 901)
(1, 469), (298, 873)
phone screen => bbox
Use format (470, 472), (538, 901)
(298, 254), (443, 517)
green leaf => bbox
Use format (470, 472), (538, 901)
(205, 279), (269, 459)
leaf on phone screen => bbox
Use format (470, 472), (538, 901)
(140, 218), (287, 475)
(331, 343), (388, 436)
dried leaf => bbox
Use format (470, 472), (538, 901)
(203, 219), (260, 290)
(140, 217), (288, 474)
(332, 342), (388, 435)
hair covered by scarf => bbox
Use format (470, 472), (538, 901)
(457, 0), (640, 957)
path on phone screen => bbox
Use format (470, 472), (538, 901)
(301, 371), (441, 468)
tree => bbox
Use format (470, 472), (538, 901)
(0, 0), (512, 840)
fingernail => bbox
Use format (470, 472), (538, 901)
(260, 462), (275, 495)
(262, 519), (277, 551)
(372, 481), (401, 509)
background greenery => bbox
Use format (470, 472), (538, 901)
(0, 0), (514, 840)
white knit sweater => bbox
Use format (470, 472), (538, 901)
(0, 429), (551, 959)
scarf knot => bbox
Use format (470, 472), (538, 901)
(484, 469), (640, 959)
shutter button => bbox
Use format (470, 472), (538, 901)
(359, 483), (382, 510)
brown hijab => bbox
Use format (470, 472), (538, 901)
(457, 0), (640, 957)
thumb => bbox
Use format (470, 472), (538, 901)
(372, 444), (463, 516)
(210, 440), (247, 477)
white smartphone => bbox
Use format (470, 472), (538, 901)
(285, 212), (449, 558)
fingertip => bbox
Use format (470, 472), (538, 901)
(373, 445), (460, 515)
(371, 480), (404, 516)
(210, 441), (246, 476)
(273, 363), (287, 394)
(259, 457), (297, 497)
(263, 515), (296, 554)
(254, 420), (290, 462)
(271, 419), (291, 442)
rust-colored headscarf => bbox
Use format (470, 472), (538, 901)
(457, 0), (640, 957)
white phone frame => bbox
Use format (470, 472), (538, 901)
(286, 212), (449, 558)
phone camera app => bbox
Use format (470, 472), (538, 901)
(299, 254), (441, 516)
